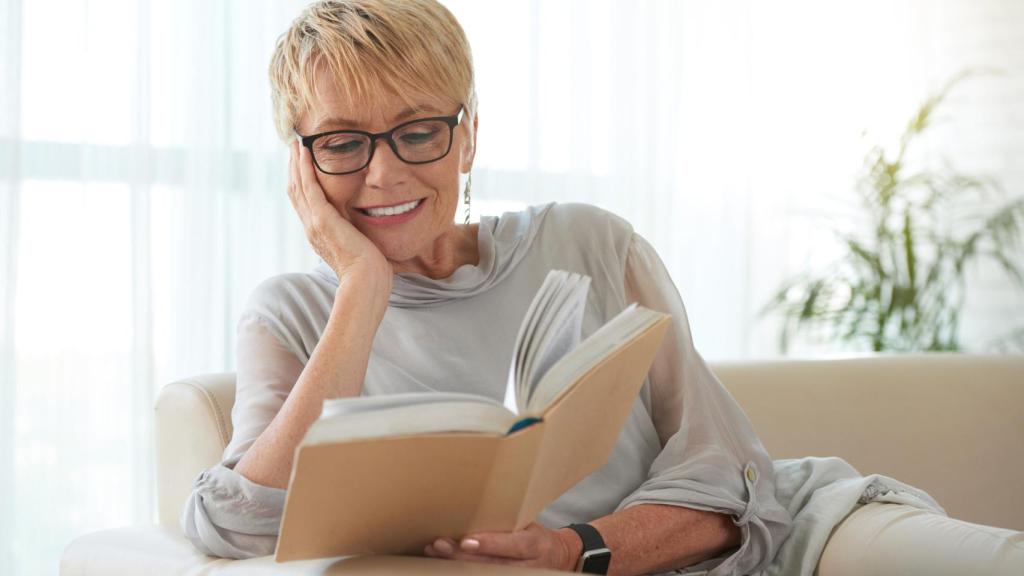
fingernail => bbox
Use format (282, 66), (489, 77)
(434, 539), (453, 555)
(460, 538), (480, 551)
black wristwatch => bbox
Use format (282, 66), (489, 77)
(564, 523), (612, 574)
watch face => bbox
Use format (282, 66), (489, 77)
(581, 549), (612, 574)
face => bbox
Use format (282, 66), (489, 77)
(295, 67), (477, 268)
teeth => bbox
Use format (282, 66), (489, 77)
(365, 199), (421, 217)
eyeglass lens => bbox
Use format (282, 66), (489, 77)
(311, 119), (452, 174)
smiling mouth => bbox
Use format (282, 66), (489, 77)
(356, 198), (425, 217)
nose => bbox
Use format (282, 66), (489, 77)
(363, 137), (407, 190)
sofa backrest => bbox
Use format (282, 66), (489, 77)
(714, 353), (1023, 531)
(154, 354), (1024, 531)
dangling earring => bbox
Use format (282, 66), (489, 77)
(462, 172), (472, 225)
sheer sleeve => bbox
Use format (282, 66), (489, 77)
(179, 312), (303, 559)
(617, 233), (793, 575)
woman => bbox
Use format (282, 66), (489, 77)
(181, 1), (793, 573)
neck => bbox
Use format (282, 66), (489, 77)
(391, 223), (480, 279)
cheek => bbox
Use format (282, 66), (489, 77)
(317, 177), (360, 217)
(428, 160), (463, 205)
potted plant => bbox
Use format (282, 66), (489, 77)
(763, 71), (1024, 353)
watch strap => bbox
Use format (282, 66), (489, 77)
(565, 523), (611, 574)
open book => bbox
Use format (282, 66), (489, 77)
(275, 270), (671, 562)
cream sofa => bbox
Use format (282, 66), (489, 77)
(61, 354), (1024, 575)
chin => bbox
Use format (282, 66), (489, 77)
(374, 239), (422, 265)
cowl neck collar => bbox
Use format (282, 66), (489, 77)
(312, 202), (553, 308)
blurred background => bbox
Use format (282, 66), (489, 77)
(1, 0), (1022, 573)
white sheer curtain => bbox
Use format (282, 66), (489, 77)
(1, 0), (1022, 574)
(2, 2), (315, 573)
(450, 0), (1024, 358)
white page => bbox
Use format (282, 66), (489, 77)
(519, 275), (577, 406)
(516, 275), (564, 395)
(503, 271), (566, 413)
(523, 274), (590, 406)
(321, 391), (499, 420)
(304, 401), (521, 444)
(526, 304), (662, 413)
(503, 357), (520, 414)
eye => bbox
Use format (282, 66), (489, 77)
(318, 134), (366, 155)
(399, 128), (440, 145)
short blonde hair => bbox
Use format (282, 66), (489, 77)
(269, 0), (477, 142)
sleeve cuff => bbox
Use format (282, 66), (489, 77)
(616, 461), (790, 575)
(179, 455), (288, 559)
(190, 454), (287, 533)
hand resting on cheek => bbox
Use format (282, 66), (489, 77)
(287, 140), (393, 313)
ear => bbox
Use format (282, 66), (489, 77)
(459, 112), (478, 175)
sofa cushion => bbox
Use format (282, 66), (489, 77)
(61, 525), (568, 575)
(60, 525), (231, 576)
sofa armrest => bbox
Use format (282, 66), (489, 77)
(154, 373), (237, 527)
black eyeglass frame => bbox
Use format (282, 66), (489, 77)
(296, 105), (465, 175)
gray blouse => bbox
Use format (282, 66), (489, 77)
(181, 202), (794, 574)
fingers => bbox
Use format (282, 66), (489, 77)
(423, 538), (532, 566)
(425, 528), (537, 561)
(287, 141), (309, 221)
(295, 139), (331, 215)
(457, 526), (539, 559)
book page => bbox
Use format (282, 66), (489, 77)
(505, 270), (592, 416)
(526, 303), (662, 413)
(518, 279), (570, 397)
(521, 274), (589, 407)
(503, 271), (565, 414)
(309, 393), (519, 443)
(322, 391), (498, 419)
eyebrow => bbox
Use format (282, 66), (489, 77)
(312, 104), (443, 132)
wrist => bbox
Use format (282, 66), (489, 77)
(332, 271), (391, 319)
(335, 264), (391, 297)
(336, 254), (392, 288)
(556, 527), (584, 572)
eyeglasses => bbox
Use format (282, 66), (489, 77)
(297, 105), (465, 175)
